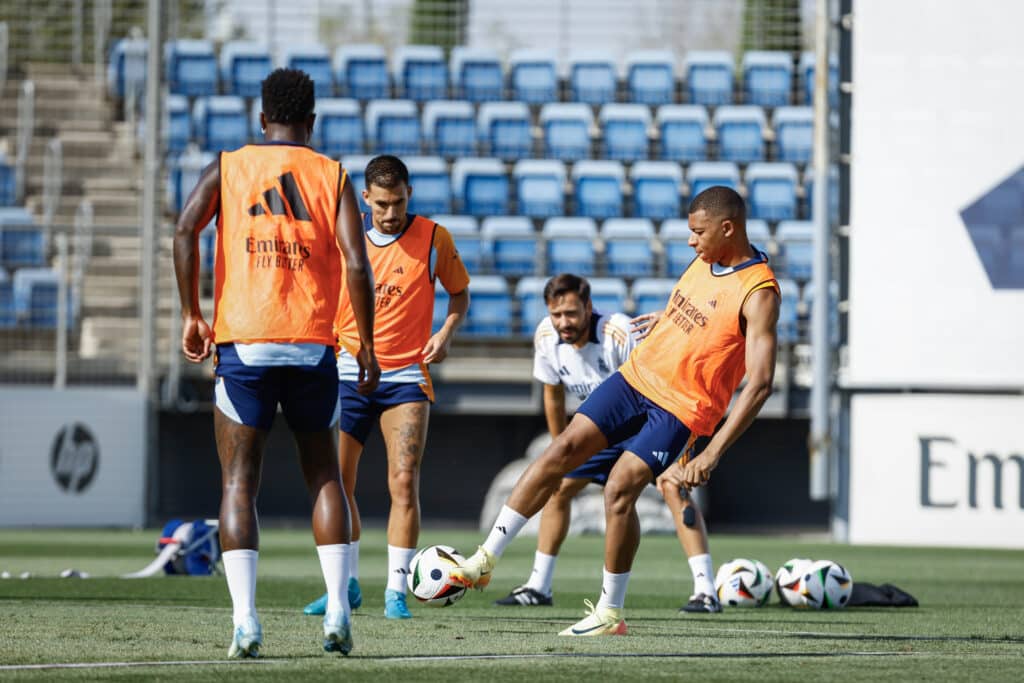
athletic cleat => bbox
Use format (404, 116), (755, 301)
(558, 599), (628, 636)
(303, 592), (328, 616)
(348, 576), (362, 610)
(384, 588), (412, 619)
(679, 592), (723, 613)
(448, 546), (496, 590)
(322, 611), (353, 655)
(494, 585), (553, 606)
(227, 615), (263, 658)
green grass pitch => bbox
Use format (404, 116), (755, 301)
(0, 528), (1022, 681)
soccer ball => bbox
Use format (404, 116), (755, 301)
(714, 558), (773, 607)
(775, 557), (813, 607)
(808, 559), (853, 609)
(407, 545), (467, 607)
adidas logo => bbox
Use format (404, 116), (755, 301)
(393, 266), (405, 274)
(394, 568), (410, 575)
(247, 172), (311, 220)
(708, 299), (717, 309)
(496, 525), (507, 535)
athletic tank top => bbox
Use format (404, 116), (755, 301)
(619, 251), (778, 435)
(213, 143), (343, 345)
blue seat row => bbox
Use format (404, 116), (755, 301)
(111, 39), (836, 108)
(0, 266), (72, 329)
(0, 207), (45, 270)
(167, 93), (814, 164)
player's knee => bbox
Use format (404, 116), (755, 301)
(603, 479), (639, 515)
(387, 468), (419, 507)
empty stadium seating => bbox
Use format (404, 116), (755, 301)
(107, 36), (147, 100)
(514, 276), (548, 333)
(192, 96), (248, 152)
(513, 160), (566, 218)
(773, 106), (813, 163)
(312, 98), (363, 157)
(601, 218), (656, 278)
(0, 267), (13, 327)
(394, 45), (447, 101)
(589, 277), (629, 314)
(742, 51), (793, 107)
(406, 156), (451, 216)
(335, 44), (390, 99)
(630, 161), (682, 221)
(599, 104), (651, 161)
(572, 160), (624, 219)
(422, 100), (476, 157)
(684, 51), (733, 105)
(713, 105), (766, 163)
(656, 105), (709, 162)
(0, 207), (44, 269)
(509, 49), (558, 104)
(452, 158), (509, 216)
(777, 278), (800, 343)
(166, 94), (191, 154)
(165, 39), (218, 97)
(450, 46), (503, 102)
(433, 215), (484, 272)
(745, 162), (799, 221)
(776, 220), (814, 280)
(625, 50), (676, 106)
(365, 99), (420, 156)
(482, 216), (536, 275)
(478, 101), (532, 159)
(0, 155), (13, 207)
(686, 161), (740, 198)
(220, 41), (272, 98)
(631, 277), (675, 314)
(746, 219), (773, 255)
(540, 103), (593, 161)
(543, 217), (597, 275)
(463, 274), (511, 334)
(340, 154), (374, 211)
(659, 219), (693, 274)
(569, 50), (617, 105)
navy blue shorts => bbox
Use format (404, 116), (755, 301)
(564, 447), (623, 485)
(338, 380), (430, 445)
(576, 371), (698, 478)
(214, 344), (339, 432)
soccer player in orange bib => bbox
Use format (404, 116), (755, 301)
(173, 69), (379, 658)
(451, 186), (780, 636)
(302, 155), (471, 620)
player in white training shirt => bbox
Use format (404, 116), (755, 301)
(493, 274), (722, 613)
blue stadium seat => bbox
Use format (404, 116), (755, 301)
(394, 45), (448, 101)
(167, 148), (216, 212)
(684, 51), (733, 106)
(192, 96), (249, 152)
(777, 278), (800, 343)
(365, 99), (421, 155)
(686, 161), (740, 198)
(745, 162), (799, 221)
(482, 216), (537, 275)
(422, 100), (477, 157)
(0, 154), (13, 206)
(601, 218), (656, 277)
(341, 154), (374, 212)
(713, 105), (766, 163)
(283, 44), (334, 97)
(742, 51), (793, 107)
(450, 46), (503, 102)
(107, 36), (147, 100)
(660, 218), (694, 274)
(569, 50), (617, 105)
(803, 280), (839, 344)
(625, 50), (676, 106)
(478, 102), (533, 160)
(572, 160), (624, 220)
(0, 207), (44, 269)
(406, 156), (451, 216)
(745, 218), (773, 256)
(514, 276), (548, 334)
(0, 267), (13, 327)
(464, 274), (512, 335)
(803, 164), (839, 223)
(452, 158), (509, 216)
(513, 159), (566, 218)
(199, 223), (216, 275)
(776, 220), (814, 280)
(432, 285), (450, 333)
(312, 98), (363, 157)
(543, 217), (597, 276)
(631, 277), (675, 314)
(589, 278), (630, 314)
(12, 267), (59, 328)
(249, 98), (263, 140)
(630, 161), (682, 221)
(165, 39), (217, 96)
(335, 44), (387, 99)
(220, 41), (272, 97)
(335, 44), (389, 99)
(656, 104), (709, 162)
(433, 215), (484, 273)
(509, 49), (559, 104)
(540, 103), (593, 161)
(800, 51), (839, 107)
(772, 106), (813, 164)
(599, 103), (651, 161)
(166, 94), (191, 154)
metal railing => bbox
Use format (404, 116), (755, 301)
(14, 79), (33, 205)
(42, 136), (63, 250)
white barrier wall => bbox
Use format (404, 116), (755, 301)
(0, 388), (146, 527)
(850, 395), (1023, 549)
(848, 0), (1024, 389)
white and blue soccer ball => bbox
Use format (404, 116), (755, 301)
(807, 559), (854, 609)
(714, 558), (773, 607)
(775, 557), (813, 607)
(407, 544), (467, 607)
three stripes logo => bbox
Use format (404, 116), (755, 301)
(247, 172), (311, 221)
(393, 266), (405, 274)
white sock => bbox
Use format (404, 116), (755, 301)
(316, 544), (350, 619)
(349, 539), (360, 581)
(222, 549), (258, 625)
(689, 553), (715, 598)
(596, 567), (630, 610)
(386, 545), (417, 593)
(523, 551), (557, 596)
(481, 505), (529, 558)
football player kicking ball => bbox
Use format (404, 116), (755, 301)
(493, 273), (721, 614)
(451, 187), (780, 635)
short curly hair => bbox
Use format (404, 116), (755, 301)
(689, 185), (746, 226)
(261, 68), (315, 125)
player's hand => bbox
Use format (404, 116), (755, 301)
(630, 311), (663, 342)
(181, 315), (213, 363)
(356, 345), (380, 395)
(679, 450), (721, 489)
(421, 330), (452, 365)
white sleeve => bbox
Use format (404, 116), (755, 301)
(606, 314), (638, 369)
(532, 321), (561, 385)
